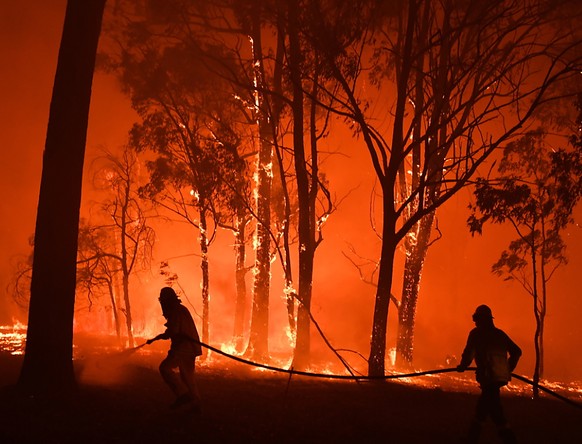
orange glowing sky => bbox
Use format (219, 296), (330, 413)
(1, 1), (582, 382)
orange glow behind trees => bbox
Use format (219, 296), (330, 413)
(3, 0), (582, 386)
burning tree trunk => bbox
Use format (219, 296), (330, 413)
(246, 13), (273, 362)
(396, 211), (435, 367)
(18, 0), (106, 394)
(270, 7), (297, 341)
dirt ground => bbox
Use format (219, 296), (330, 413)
(0, 351), (581, 444)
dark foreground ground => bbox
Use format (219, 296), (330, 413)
(0, 351), (581, 444)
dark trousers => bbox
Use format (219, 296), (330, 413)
(466, 384), (516, 443)
(475, 383), (506, 426)
(159, 350), (201, 404)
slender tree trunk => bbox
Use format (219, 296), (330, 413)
(120, 186), (135, 348)
(121, 270), (134, 348)
(532, 219), (548, 396)
(106, 280), (122, 344)
(539, 215), (549, 379)
(531, 239), (541, 399)
(199, 206), (210, 353)
(18, 0), (106, 394)
(114, 270), (123, 343)
(233, 212), (248, 352)
(539, 296), (546, 379)
(533, 304), (542, 399)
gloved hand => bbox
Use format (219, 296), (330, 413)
(456, 365), (466, 373)
(146, 338), (155, 345)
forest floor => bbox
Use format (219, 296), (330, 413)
(0, 349), (581, 444)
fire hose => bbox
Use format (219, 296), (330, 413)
(138, 339), (582, 411)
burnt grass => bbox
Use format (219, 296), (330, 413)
(0, 351), (581, 444)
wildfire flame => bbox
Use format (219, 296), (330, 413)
(0, 321), (27, 355)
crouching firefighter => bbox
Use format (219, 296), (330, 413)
(147, 287), (203, 412)
(457, 305), (522, 444)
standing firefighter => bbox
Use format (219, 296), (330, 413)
(457, 305), (522, 444)
(147, 287), (203, 412)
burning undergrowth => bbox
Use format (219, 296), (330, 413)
(2, 325), (582, 406)
(0, 321), (26, 356)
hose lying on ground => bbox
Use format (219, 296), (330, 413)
(203, 340), (582, 411)
(509, 372), (582, 410)
(136, 339), (582, 411)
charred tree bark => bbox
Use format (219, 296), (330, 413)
(18, 0), (106, 394)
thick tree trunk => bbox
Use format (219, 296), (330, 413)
(272, 6), (297, 340)
(288, 0), (316, 370)
(18, 0), (106, 394)
(368, 198), (399, 377)
(247, 143), (272, 361)
(246, 14), (273, 362)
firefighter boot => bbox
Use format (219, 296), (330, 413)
(498, 427), (517, 444)
(465, 420), (481, 443)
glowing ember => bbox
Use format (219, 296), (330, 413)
(0, 322), (27, 355)
(220, 342), (239, 356)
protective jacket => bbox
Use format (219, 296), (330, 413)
(459, 325), (521, 385)
(161, 303), (202, 357)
